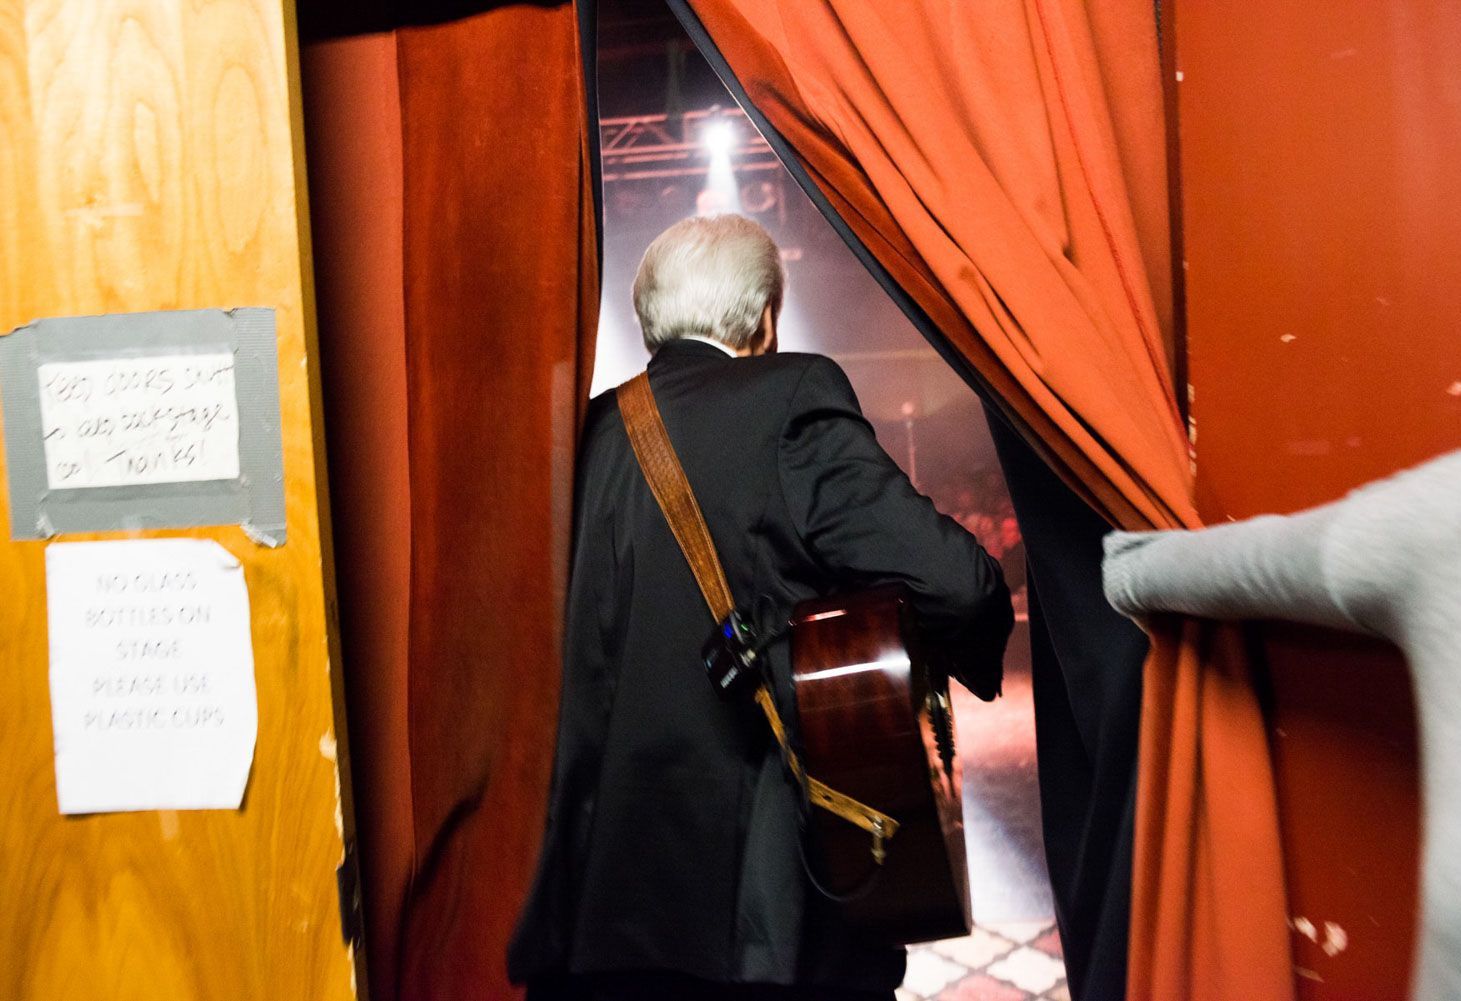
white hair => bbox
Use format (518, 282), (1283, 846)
(632, 214), (785, 352)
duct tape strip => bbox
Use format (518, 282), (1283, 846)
(0, 308), (286, 544)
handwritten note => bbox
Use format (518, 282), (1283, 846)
(37, 353), (241, 489)
(47, 539), (258, 813)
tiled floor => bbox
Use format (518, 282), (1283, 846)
(899, 921), (1068, 1001)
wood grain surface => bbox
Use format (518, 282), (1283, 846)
(791, 587), (971, 944)
(0, 2), (358, 999)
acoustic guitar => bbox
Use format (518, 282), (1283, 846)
(791, 585), (972, 945)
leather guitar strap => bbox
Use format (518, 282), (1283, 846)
(617, 372), (898, 860)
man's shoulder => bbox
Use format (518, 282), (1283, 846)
(739, 351), (854, 396)
(749, 351), (860, 410)
(748, 349), (842, 374)
(679, 352), (861, 425)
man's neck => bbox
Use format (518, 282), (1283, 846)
(680, 335), (738, 358)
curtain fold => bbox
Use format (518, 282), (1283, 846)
(297, 6), (598, 1000)
(299, 29), (413, 1000)
(675, 1), (1292, 997)
(394, 8), (598, 998)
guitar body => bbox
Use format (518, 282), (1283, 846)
(790, 585), (972, 945)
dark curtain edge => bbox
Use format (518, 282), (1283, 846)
(579, 0), (604, 273)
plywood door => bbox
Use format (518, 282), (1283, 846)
(0, 2), (360, 999)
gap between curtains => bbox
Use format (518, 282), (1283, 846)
(672, 1), (1293, 998)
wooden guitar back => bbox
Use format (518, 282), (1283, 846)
(791, 586), (972, 944)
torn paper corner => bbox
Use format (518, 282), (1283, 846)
(34, 510), (56, 539)
(205, 539), (244, 570)
(241, 521), (286, 548)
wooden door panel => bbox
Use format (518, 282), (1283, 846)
(0, 2), (358, 999)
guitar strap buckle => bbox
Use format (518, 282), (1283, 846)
(807, 775), (901, 866)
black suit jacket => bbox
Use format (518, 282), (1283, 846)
(509, 340), (1012, 991)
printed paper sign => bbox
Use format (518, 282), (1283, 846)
(46, 539), (258, 813)
(37, 353), (241, 489)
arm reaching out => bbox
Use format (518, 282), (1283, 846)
(778, 356), (1013, 697)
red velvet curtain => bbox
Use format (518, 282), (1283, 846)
(677, 2), (1293, 998)
(301, 6), (598, 999)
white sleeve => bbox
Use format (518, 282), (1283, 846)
(1100, 448), (1461, 1001)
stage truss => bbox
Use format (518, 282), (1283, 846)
(600, 107), (781, 182)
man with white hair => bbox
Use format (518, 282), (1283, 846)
(510, 214), (1013, 1000)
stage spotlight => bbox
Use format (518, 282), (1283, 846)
(702, 120), (737, 155)
(698, 119), (742, 216)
